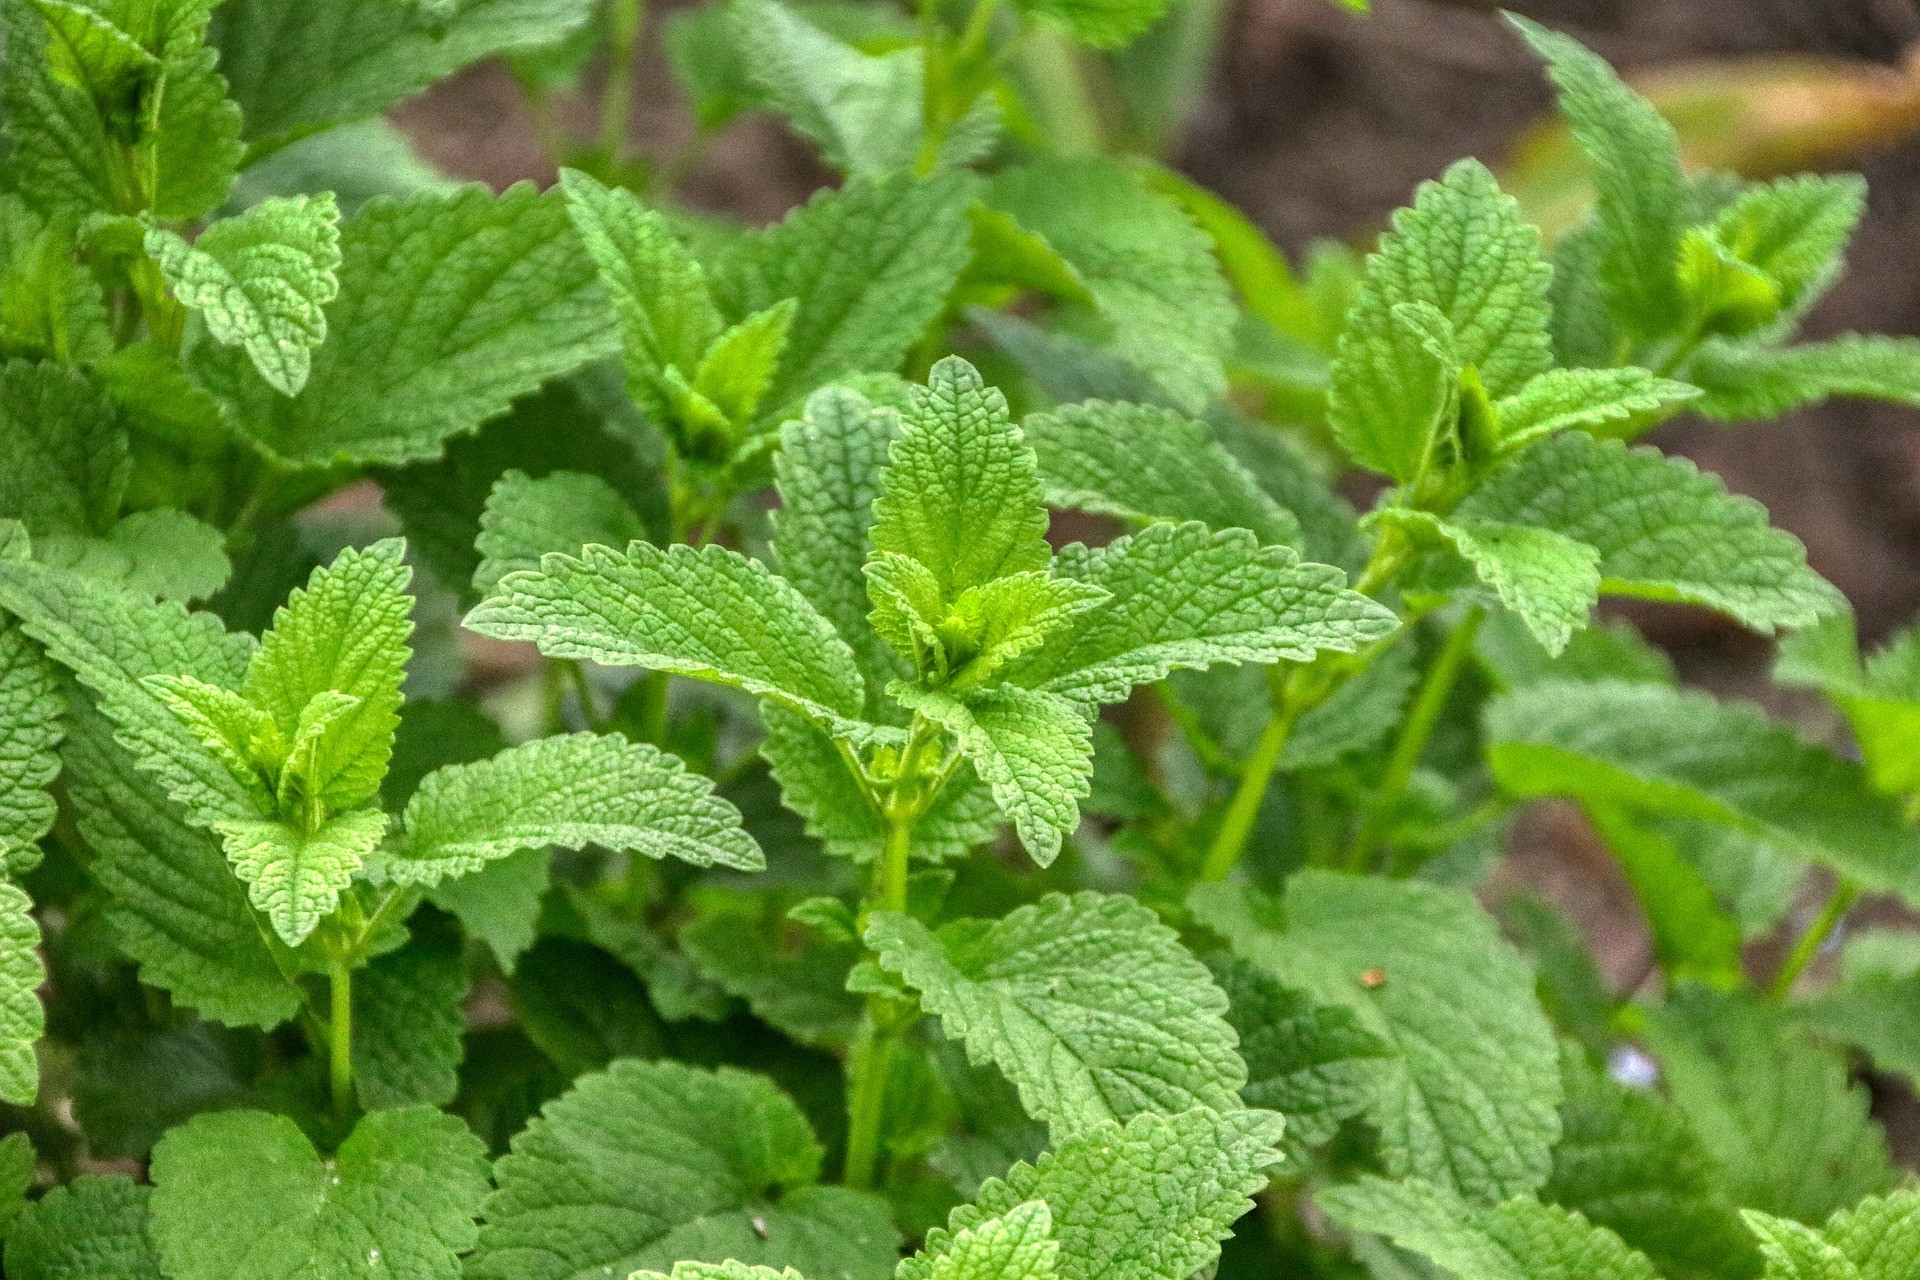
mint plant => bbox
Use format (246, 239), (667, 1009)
(5, 0), (1920, 1277)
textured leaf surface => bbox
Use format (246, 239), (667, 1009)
(680, 910), (862, 1048)
(150, 1107), (490, 1280)
(1327, 159), (1552, 480)
(215, 809), (386, 946)
(1406, 511), (1601, 654)
(147, 193), (342, 395)
(1646, 988), (1894, 1224)
(385, 732), (761, 884)
(869, 357), (1050, 601)
(908, 1108), (1282, 1280)
(1006, 522), (1396, 707)
(1458, 431), (1842, 634)
(0, 359), (126, 536)
(714, 170), (974, 411)
(986, 159), (1233, 411)
(36, 508), (231, 603)
(1688, 335), (1920, 421)
(4, 1175), (162, 1280)
(467, 540), (871, 739)
(734, 0), (925, 175)
(1024, 401), (1299, 547)
(1495, 366), (1701, 445)
(894, 684), (1091, 866)
(472, 468), (650, 598)
(1192, 872), (1562, 1203)
(1823, 1189), (1920, 1280)
(353, 925), (470, 1110)
(1320, 1175), (1660, 1280)
(917, 1202), (1059, 1280)
(0, 881), (43, 1104)
(1486, 679), (1920, 905)
(471, 1059), (899, 1280)
(0, 619), (62, 867)
(870, 891), (1243, 1140)
(202, 184), (616, 467)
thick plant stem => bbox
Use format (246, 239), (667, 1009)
(1770, 876), (1861, 1001)
(329, 959), (354, 1122)
(842, 810), (913, 1188)
(1201, 669), (1303, 883)
(1347, 607), (1484, 871)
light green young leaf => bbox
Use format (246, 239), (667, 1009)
(733, 0), (924, 175)
(692, 297), (795, 426)
(1327, 158), (1552, 480)
(383, 732), (761, 885)
(1457, 431), (1843, 634)
(893, 683), (1092, 866)
(1778, 614), (1920, 802)
(3, 1174), (163, 1280)
(917, 1201), (1058, 1280)
(0, 882), (44, 1106)
(211, 0), (595, 152)
(200, 184), (617, 468)
(1319, 1175), (1660, 1280)
(471, 1059), (899, 1280)
(772, 386), (912, 709)
(637, 1266), (805, 1280)
(1486, 679), (1920, 906)
(1687, 334), (1920, 421)
(1010, 0), (1169, 47)
(36, 508), (232, 603)
(869, 891), (1244, 1140)
(150, 1107), (490, 1280)
(214, 808), (386, 946)
(146, 193), (342, 395)
(141, 673), (275, 814)
(1494, 366), (1702, 447)
(1393, 509), (1601, 655)
(907, 1108), (1282, 1280)
(244, 538), (412, 812)
(472, 468), (649, 598)
(466, 540), (874, 740)
(1823, 1188), (1920, 1280)
(985, 159), (1233, 411)
(1005, 522), (1398, 707)
(1192, 872), (1562, 1204)
(353, 925), (470, 1111)
(869, 356), (1051, 600)
(0, 619), (63, 870)
(715, 169), (975, 411)
(0, 358), (127, 536)
(1711, 173), (1866, 321)
(1645, 987), (1894, 1224)
(1508, 15), (1687, 345)
(1745, 1213), (1859, 1280)
(1023, 401), (1300, 548)
(63, 692), (300, 1029)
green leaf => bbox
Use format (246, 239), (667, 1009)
(1486, 679), (1920, 906)
(37, 508), (232, 603)
(714, 169), (975, 411)
(1394, 510), (1601, 655)
(147, 193), (342, 395)
(1823, 1188), (1920, 1280)
(1710, 173), (1865, 321)
(1006, 522), (1398, 707)
(1326, 158), (1552, 481)
(0, 881), (44, 1105)
(638, 1267), (806, 1280)
(1584, 802), (1745, 990)
(772, 386), (912, 710)
(0, 358), (126, 536)
(692, 298), (796, 427)
(4, 1175), (163, 1280)
(427, 847), (549, 973)
(869, 891), (1244, 1140)
(1543, 1046), (1759, 1280)
(1278, 635), (1419, 769)
(150, 1106), (490, 1280)
(473, 468), (650, 598)
(354, 922), (470, 1110)
(985, 159), (1234, 411)
(214, 809), (386, 946)
(244, 538), (412, 813)
(200, 184), (618, 468)
(733, 0), (925, 175)
(914, 1201), (1059, 1280)
(1645, 987), (1894, 1224)
(471, 1059), (900, 1280)
(382, 732), (762, 885)
(1508, 15), (1686, 345)
(1206, 952), (1393, 1162)
(63, 694), (300, 1028)
(1023, 401), (1300, 547)
(1318, 1175), (1660, 1280)
(680, 909), (862, 1048)
(1191, 872), (1562, 1204)
(558, 168), (723, 425)
(0, 618), (62, 869)
(1798, 973), (1920, 1095)
(1687, 335), (1920, 421)
(1456, 431), (1843, 634)
(869, 356), (1050, 601)
(1009, 0), (1168, 47)
(1494, 366), (1702, 447)
(893, 684), (1092, 866)
(1745, 1213), (1858, 1280)
(907, 1107), (1282, 1280)
(211, 0), (595, 152)
(466, 540), (873, 740)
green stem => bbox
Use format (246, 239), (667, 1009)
(598, 0), (644, 169)
(564, 660), (606, 732)
(842, 808), (913, 1189)
(329, 959), (354, 1122)
(1770, 877), (1861, 1001)
(635, 671), (669, 746)
(1347, 607), (1484, 871)
(1200, 667), (1303, 882)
